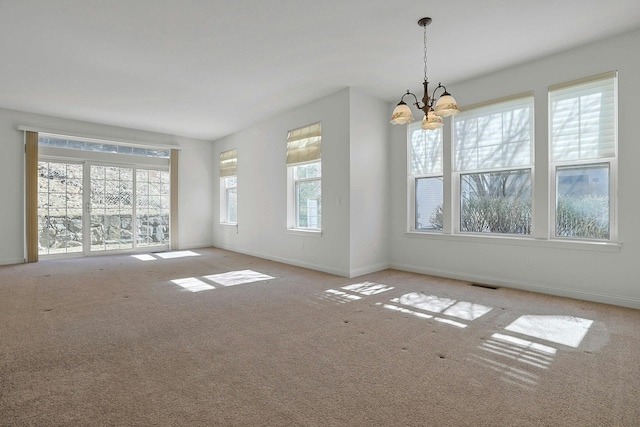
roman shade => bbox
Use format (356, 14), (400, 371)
(286, 122), (321, 165)
(219, 149), (238, 177)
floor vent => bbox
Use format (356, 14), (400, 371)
(470, 283), (500, 290)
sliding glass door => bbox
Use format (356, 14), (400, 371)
(37, 160), (169, 257)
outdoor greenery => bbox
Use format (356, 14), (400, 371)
(556, 195), (609, 239)
(429, 193), (609, 239)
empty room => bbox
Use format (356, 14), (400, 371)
(1, 1), (640, 425)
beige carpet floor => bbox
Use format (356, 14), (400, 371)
(1, 247), (639, 426)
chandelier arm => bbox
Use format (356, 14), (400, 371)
(431, 83), (448, 101)
(400, 90), (420, 107)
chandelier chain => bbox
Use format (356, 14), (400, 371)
(423, 23), (428, 82)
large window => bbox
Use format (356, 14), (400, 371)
(219, 149), (238, 224)
(453, 95), (534, 235)
(408, 123), (443, 231)
(287, 123), (322, 231)
(550, 72), (617, 240)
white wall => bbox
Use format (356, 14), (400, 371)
(349, 89), (390, 276)
(389, 28), (640, 309)
(212, 89), (352, 276)
(0, 108), (213, 264)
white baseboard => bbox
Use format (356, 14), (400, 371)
(349, 262), (390, 278)
(389, 262), (640, 310)
(213, 244), (350, 277)
(0, 257), (25, 266)
(177, 242), (213, 251)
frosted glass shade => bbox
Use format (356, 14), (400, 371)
(390, 102), (414, 124)
(434, 94), (459, 117)
(422, 111), (444, 130)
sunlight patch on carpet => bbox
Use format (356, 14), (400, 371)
(318, 289), (363, 303)
(505, 315), (593, 348)
(377, 302), (468, 328)
(471, 331), (559, 389)
(378, 303), (433, 319)
(156, 250), (201, 259)
(443, 301), (493, 321)
(131, 254), (157, 261)
(393, 292), (492, 321)
(204, 270), (274, 287)
(171, 277), (215, 292)
(342, 282), (394, 295)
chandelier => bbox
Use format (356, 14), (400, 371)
(390, 17), (459, 130)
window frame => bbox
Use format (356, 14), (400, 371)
(219, 175), (237, 225)
(548, 72), (618, 242)
(452, 94), (535, 237)
(287, 161), (322, 231)
(407, 123), (444, 233)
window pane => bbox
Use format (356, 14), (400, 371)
(409, 126), (442, 175)
(550, 75), (616, 162)
(454, 97), (533, 172)
(37, 161), (84, 255)
(415, 177), (443, 231)
(294, 162), (321, 180)
(296, 180), (321, 229)
(136, 167), (170, 247)
(460, 170), (531, 234)
(226, 188), (237, 223)
(225, 176), (237, 189)
(38, 134), (170, 158)
(556, 165), (609, 239)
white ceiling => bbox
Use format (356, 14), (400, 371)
(1, 0), (639, 141)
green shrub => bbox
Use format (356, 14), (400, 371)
(556, 195), (609, 239)
(429, 194), (609, 239)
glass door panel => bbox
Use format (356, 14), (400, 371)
(136, 169), (170, 247)
(89, 164), (134, 252)
(37, 161), (84, 255)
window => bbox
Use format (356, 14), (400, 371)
(550, 72), (617, 240)
(219, 149), (238, 224)
(36, 134), (172, 256)
(453, 95), (534, 235)
(408, 123), (443, 231)
(286, 123), (321, 231)
(39, 134), (170, 157)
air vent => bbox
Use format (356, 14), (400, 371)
(470, 283), (499, 290)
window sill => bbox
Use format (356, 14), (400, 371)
(404, 231), (622, 253)
(220, 222), (237, 226)
(286, 228), (323, 237)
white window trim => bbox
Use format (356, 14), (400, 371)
(548, 72), (618, 242)
(408, 174), (444, 233)
(549, 160), (617, 242)
(453, 165), (535, 235)
(407, 123), (444, 233)
(287, 161), (322, 233)
(219, 176), (237, 225)
(452, 94), (535, 237)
